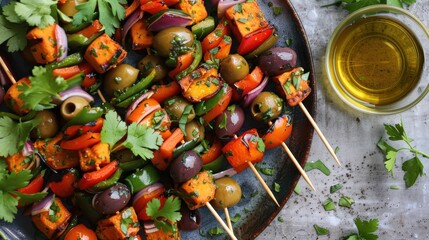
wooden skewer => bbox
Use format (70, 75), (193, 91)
(298, 102), (341, 166)
(0, 56), (16, 84)
(224, 208), (233, 231)
(247, 161), (280, 207)
(281, 142), (316, 191)
(206, 202), (238, 240)
(97, 89), (107, 103)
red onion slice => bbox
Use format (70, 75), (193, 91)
(148, 11), (193, 32)
(31, 194), (54, 216)
(144, 221), (159, 234)
(0, 86), (4, 105)
(218, 0), (246, 19)
(54, 86), (94, 104)
(242, 76), (268, 107)
(122, 9), (144, 46)
(213, 168), (237, 179)
(125, 90), (154, 120)
(132, 182), (164, 206)
(55, 24), (68, 62)
(22, 141), (34, 157)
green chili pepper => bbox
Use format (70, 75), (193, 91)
(114, 89), (147, 109)
(73, 192), (103, 224)
(175, 40), (202, 80)
(124, 165), (160, 194)
(47, 52), (84, 70)
(112, 70), (156, 108)
(194, 83), (228, 116)
(68, 31), (104, 50)
(86, 168), (123, 192)
(57, 215), (78, 240)
(172, 138), (199, 159)
(63, 106), (104, 128)
(245, 32), (279, 60)
(119, 159), (147, 172)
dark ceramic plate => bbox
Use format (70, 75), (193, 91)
(0, 0), (315, 239)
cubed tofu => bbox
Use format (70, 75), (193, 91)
(179, 171), (216, 210)
(176, 0), (208, 24)
(96, 207), (140, 240)
(32, 197), (72, 239)
(79, 142), (110, 172)
(84, 34), (127, 73)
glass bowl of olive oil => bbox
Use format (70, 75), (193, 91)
(326, 5), (429, 114)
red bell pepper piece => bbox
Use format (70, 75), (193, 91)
(151, 128), (184, 171)
(60, 132), (101, 151)
(232, 66), (264, 101)
(222, 129), (265, 173)
(77, 161), (119, 190)
(201, 137), (222, 164)
(201, 19), (230, 53)
(126, 98), (161, 124)
(150, 81), (181, 104)
(237, 25), (274, 55)
(49, 170), (78, 198)
(263, 114), (293, 149)
(17, 173), (44, 195)
(202, 84), (232, 124)
(64, 118), (104, 139)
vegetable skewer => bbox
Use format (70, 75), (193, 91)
(0, 56), (16, 84)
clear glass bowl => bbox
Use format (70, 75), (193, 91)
(325, 5), (429, 114)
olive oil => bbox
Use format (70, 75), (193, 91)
(330, 16), (424, 106)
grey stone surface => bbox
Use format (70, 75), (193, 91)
(259, 1), (429, 239)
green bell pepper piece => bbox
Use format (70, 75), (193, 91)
(245, 32), (279, 60)
(194, 83), (229, 116)
(203, 155), (228, 173)
(112, 70), (156, 108)
(68, 31), (104, 50)
(119, 159), (147, 172)
(172, 138), (199, 159)
(125, 165), (160, 194)
(86, 168), (123, 193)
(73, 192), (103, 224)
(47, 52), (84, 70)
(192, 16), (215, 40)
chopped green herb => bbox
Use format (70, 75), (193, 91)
(260, 167), (274, 176)
(294, 184), (301, 195)
(208, 227), (224, 236)
(335, 146), (340, 154)
(277, 216), (284, 222)
(273, 182), (281, 193)
(322, 198), (336, 211)
(231, 213), (241, 223)
(305, 160), (331, 176)
(251, 191), (259, 198)
(339, 196), (355, 208)
(343, 217), (379, 240)
(273, 6), (282, 16)
(285, 38), (292, 46)
(390, 185), (400, 190)
(313, 224), (330, 236)
(330, 183), (343, 193)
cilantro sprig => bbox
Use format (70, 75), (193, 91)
(343, 217), (379, 240)
(377, 120), (428, 188)
(0, 0), (57, 52)
(322, 0), (417, 13)
(146, 196), (182, 233)
(18, 66), (69, 111)
(73, 0), (126, 36)
(0, 116), (40, 157)
(101, 111), (163, 160)
(0, 161), (48, 222)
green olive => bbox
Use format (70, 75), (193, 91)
(164, 96), (195, 122)
(184, 120), (204, 142)
(61, 96), (90, 121)
(31, 110), (59, 139)
(219, 54), (250, 85)
(210, 177), (242, 209)
(250, 92), (283, 122)
(153, 27), (194, 57)
(58, 0), (87, 17)
(103, 64), (139, 97)
(138, 55), (168, 82)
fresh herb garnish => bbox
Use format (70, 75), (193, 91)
(305, 160), (331, 176)
(0, 116), (40, 157)
(208, 226), (224, 236)
(294, 183), (301, 195)
(273, 182), (281, 193)
(231, 213), (241, 223)
(343, 217), (379, 240)
(0, 161), (48, 222)
(73, 0), (126, 36)
(313, 224), (330, 236)
(377, 120), (428, 188)
(322, 198), (336, 211)
(101, 111), (163, 160)
(146, 196), (182, 233)
(330, 183), (343, 193)
(338, 196), (355, 208)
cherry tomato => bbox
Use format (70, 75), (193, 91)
(64, 224), (97, 240)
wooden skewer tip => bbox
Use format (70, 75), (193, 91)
(224, 208), (233, 231)
(206, 202), (238, 240)
(247, 161), (280, 207)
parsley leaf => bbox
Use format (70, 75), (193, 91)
(101, 111), (163, 160)
(13, 0), (56, 28)
(101, 111), (127, 149)
(18, 66), (69, 111)
(73, 0), (126, 36)
(208, 227), (224, 236)
(344, 217), (379, 240)
(0, 116), (40, 157)
(231, 213), (241, 223)
(339, 196), (355, 208)
(330, 183), (343, 193)
(377, 121), (429, 187)
(0, 165), (46, 223)
(0, 15), (28, 52)
(322, 198), (336, 211)
(146, 196), (182, 233)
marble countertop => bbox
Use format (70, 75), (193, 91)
(259, 1), (429, 239)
